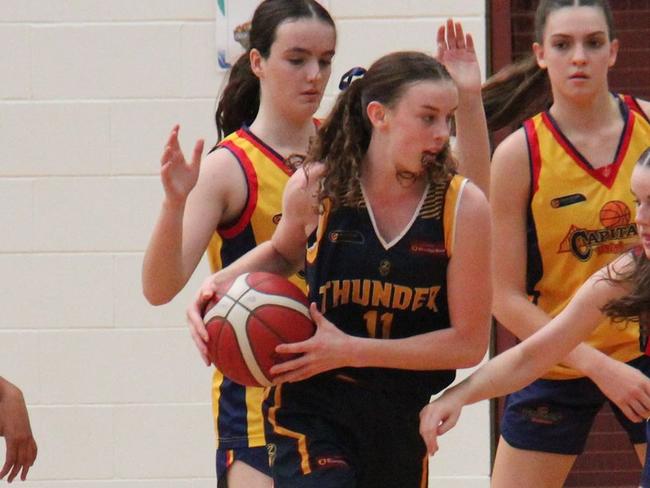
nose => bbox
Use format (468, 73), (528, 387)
(306, 59), (322, 82)
(571, 42), (587, 65)
(432, 118), (451, 143)
(636, 203), (650, 226)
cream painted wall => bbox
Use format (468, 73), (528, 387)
(0, 1), (489, 486)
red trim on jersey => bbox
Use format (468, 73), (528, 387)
(217, 139), (259, 239)
(523, 118), (542, 195)
(622, 94), (649, 122)
(541, 111), (633, 189)
(239, 128), (293, 176)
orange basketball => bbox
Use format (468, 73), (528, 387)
(203, 272), (315, 387)
(599, 200), (631, 228)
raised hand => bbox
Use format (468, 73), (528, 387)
(269, 303), (351, 383)
(160, 125), (204, 205)
(436, 19), (481, 94)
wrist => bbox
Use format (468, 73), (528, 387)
(162, 196), (186, 213)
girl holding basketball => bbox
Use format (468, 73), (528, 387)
(142, 1), (336, 486)
(186, 45), (492, 487)
(477, 1), (650, 485)
(420, 147), (650, 485)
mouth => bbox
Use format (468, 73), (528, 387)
(570, 73), (589, 80)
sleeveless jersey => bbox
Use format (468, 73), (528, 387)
(524, 95), (650, 380)
(206, 126), (306, 448)
(304, 175), (468, 405)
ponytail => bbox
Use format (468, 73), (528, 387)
(215, 53), (260, 141)
(307, 78), (370, 209)
(482, 55), (550, 132)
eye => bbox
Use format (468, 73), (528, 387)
(288, 58), (305, 66)
(319, 58), (332, 69)
(587, 39), (604, 49)
(553, 41), (569, 50)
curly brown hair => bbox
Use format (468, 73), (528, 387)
(602, 148), (650, 325)
(305, 51), (457, 211)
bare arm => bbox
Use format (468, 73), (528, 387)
(185, 166), (322, 361)
(141, 126), (247, 305)
(420, 255), (650, 454)
(0, 377), (37, 482)
(437, 19), (490, 197)
(271, 181), (492, 381)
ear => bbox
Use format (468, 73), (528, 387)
(249, 48), (264, 79)
(608, 38), (619, 68)
(532, 42), (547, 69)
(366, 101), (388, 130)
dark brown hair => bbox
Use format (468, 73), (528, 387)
(214, 0), (335, 140)
(307, 51), (456, 210)
(482, 0), (615, 131)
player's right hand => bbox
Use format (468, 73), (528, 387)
(186, 273), (219, 366)
(419, 391), (463, 455)
(160, 124), (204, 205)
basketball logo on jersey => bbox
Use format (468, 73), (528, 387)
(267, 443), (277, 467)
(557, 200), (637, 261)
(272, 213), (282, 225)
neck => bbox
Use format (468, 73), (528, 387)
(548, 89), (619, 131)
(361, 141), (426, 199)
(249, 105), (316, 158)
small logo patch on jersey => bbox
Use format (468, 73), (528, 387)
(315, 456), (350, 470)
(272, 214), (282, 225)
(378, 259), (391, 277)
(328, 230), (364, 244)
(410, 240), (446, 257)
(551, 193), (586, 208)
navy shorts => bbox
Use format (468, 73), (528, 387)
(501, 355), (650, 455)
(263, 375), (430, 488)
(215, 446), (271, 488)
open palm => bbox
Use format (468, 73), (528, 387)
(160, 125), (204, 204)
(436, 19), (481, 94)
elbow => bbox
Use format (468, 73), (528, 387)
(142, 282), (174, 306)
(459, 342), (489, 369)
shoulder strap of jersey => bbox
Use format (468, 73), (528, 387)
(620, 94), (650, 123)
(523, 116), (542, 196)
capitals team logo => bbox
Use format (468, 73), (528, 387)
(558, 200), (637, 261)
(272, 213), (282, 225)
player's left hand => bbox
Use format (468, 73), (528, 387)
(436, 18), (481, 95)
(419, 390), (463, 455)
(589, 358), (650, 423)
(269, 303), (351, 383)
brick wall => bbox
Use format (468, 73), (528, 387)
(0, 1), (490, 486)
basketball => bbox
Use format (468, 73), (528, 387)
(599, 200), (631, 228)
(203, 272), (315, 387)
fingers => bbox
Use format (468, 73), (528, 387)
(454, 21), (466, 49)
(191, 139), (205, 169)
(465, 32), (475, 53)
(0, 443), (14, 480)
(436, 24), (445, 60)
(186, 288), (215, 366)
(438, 18), (471, 52)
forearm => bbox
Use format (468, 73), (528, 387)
(496, 291), (610, 375)
(211, 240), (300, 285)
(142, 199), (189, 304)
(454, 88), (490, 197)
(348, 325), (488, 371)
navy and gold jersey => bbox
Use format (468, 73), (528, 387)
(206, 126), (306, 449)
(524, 94), (650, 379)
(304, 175), (468, 405)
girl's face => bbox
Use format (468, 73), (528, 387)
(380, 79), (458, 177)
(253, 18), (336, 122)
(632, 164), (650, 258)
(533, 6), (618, 101)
